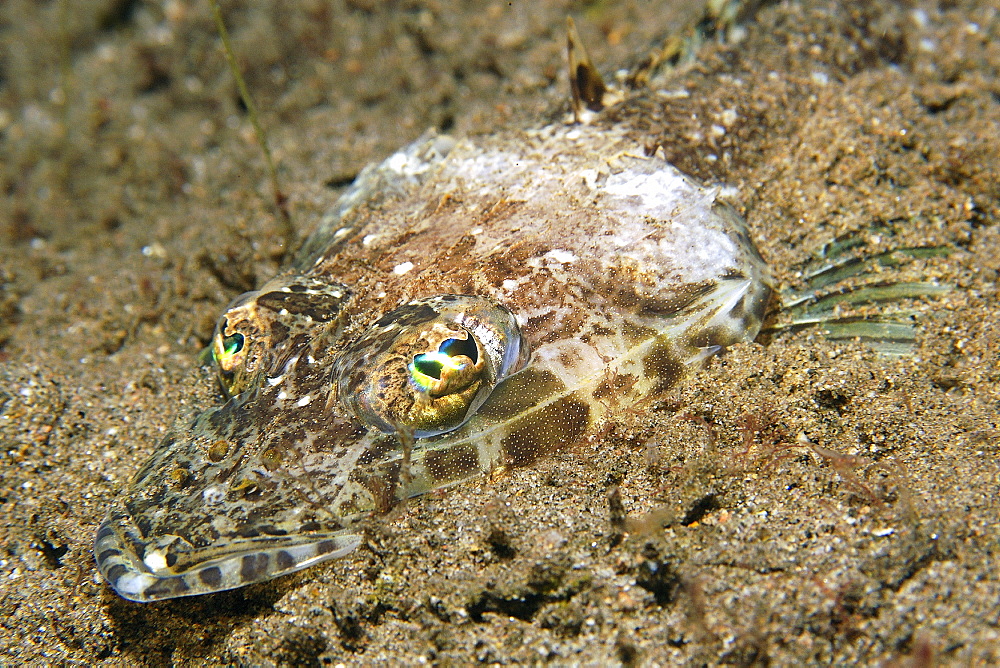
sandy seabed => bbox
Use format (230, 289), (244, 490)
(2, 0), (999, 664)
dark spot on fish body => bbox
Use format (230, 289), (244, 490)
(273, 426), (309, 457)
(477, 199), (525, 227)
(641, 336), (685, 393)
(636, 283), (714, 318)
(523, 312), (558, 337)
(199, 566), (223, 588)
(423, 441), (480, 482)
(355, 433), (402, 468)
(261, 319), (290, 346)
(500, 395), (591, 468)
(482, 242), (546, 289)
(127, 502), (157, 539)
(557, 349), (580, 369)
(588, 322), (614, 338)
(686, 325), (737, 350)
(207, 399), (247, 433)
(130, 440), (173, 487)
(432, 235), (477, 275)
(105, 563), (127, 583)
(236, 524), (261, 539)
(373, 303), (438, 328)
(476, 367), (566, 422)
(95, 522), (115, 543)
(314, 418), (369, 456)
(256, 291), (346, 321)
(316, 540), (338, 555)
(277, 550), (295, 571)
(203, 525), (222, 545)
(145, 576), (190, 600)
(240, 553), (270, 582)
(257, 524), (288, 536)
(617, 320), (657, 348)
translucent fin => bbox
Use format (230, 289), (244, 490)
(783, 281), (951, 317)
(798, 245), (953, 291)
(95, 508), (362, 602)
(764, 232), (952, 356)
(566, 17), (623, 123)
(567, 17), (608, 122)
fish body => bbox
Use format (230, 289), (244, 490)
(95, 116), (774, 601)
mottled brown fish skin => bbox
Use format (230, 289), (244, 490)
(95, 93), (774, 603)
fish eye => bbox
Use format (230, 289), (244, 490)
(212, 321), (247, 371)
(211, 316), (255, 397)
(335, 296), (526, 438)
(221, 332), (245, 358)
(410, 336), (480, 384)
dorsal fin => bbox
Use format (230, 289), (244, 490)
(566, 17), (610, 123)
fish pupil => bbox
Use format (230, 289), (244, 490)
(223, 333), (245, 356)
(438, 336), (477, 363)
(412, 354), (444, 379)
(411, 337), (477, 381)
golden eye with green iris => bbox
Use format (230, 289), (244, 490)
(408, 337), (480, 391)
(211, 321), (252, 397)
(220, 332), (245, 360)
(212, 330), (245, 370)
(335, 296), (527, 438)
